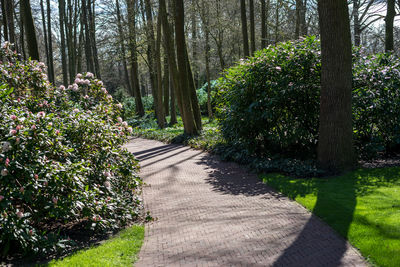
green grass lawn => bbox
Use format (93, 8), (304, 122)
(132, 116), (224, 151)
(262, 168), (400, 267)
(45, 225), (144, 267)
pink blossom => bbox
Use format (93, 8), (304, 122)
(76, 73), (83, 79)
(84, 95), (89, 99)
(55, 130), (60, 135)
(48, 122), (53, 127)
(59, 85), (65, 90)
(31, 125), (36, 130)
(44, 181), (48, 186)
(104, 181), (111, 188)
(16, 211), (23, 218)
(16, 125), (22, 130)
(10, 115), (17, 120)
(83, 79), (90, 85)
(52, 197), (58, 204)
(0, 195), (4, 201)
(16, 137), (20, 144)
(9, 129), (17, 135)
(122, 121), (128, 127)
(117, 117), (123, 123)
(116, 103), (123, 109)
(5, 158), (10, 167)
(37, 111), (46, 118)
(127, 127), (133, 133)
(34, 174), (38, 180)
(86, 72), (94, 79)
(29, 229), (33, 236)
(103, 171), (111, 177)
(275, 66), (282, 71)
(73, 108), (79, 113)
(101, 87), (107, 94)
(20, 187), (24, 193)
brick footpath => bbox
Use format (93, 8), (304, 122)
(126, 138), (367, 267)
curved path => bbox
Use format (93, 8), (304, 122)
(126, 138), (367, 267)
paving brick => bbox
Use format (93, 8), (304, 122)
(126, 138), (367, 267)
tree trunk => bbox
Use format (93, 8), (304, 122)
(1, 0), (8, 42)
(116, 0), (132, 95)
(191, 0), (198, 87)
(155, 4), (166, 128)
(274, 0), (280, 44)
(20, 0), (39, 61)
(59, 0), (68, 85)
(163, 53), (170, 116)
(261, 0), (267, 48)
(4, 0), (15, 44)
(82, 0), (94, 73)
(40, 0), (49, 67)
(126, 0), (145, 116)
(174, 0), (199, 135)
(46, 0), (55, 83)
(88, 0), (101, 78)
(385, 0), (395, 52)
(249, 0), (256, 54)
(353, 0), (361, 46)
(240, 0), (250, 57)
(169, 71), (177, 125)
(185, 45), (202, 130)
(317, 0), (355, 172)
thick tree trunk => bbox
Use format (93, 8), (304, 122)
(4, 0), (15, 44)
(163, 54), (170, 116)
(20, 0), (39, 61)
(240, 0), (249, 57)
(40, 0), (49, 67)
(59, 0), (68, 85)
(46, 0), (54, 83)
(169, 71), (177, 125)
(385, 0), (395, 52)
(317, 0), (355, 172)
(1, 0), (8, 42)
(249, 0), (256, 54)
(155, 4), (166, 128)
(295, 0), (307, 38)
(185, 45), (202, 130)
(261, 0), (267, 48)
(88, 0), (101, 78)
(126, 0), (145, 116)
(274, 0), (280, 44)
(191, 0), (198, 87)
(174, 0), (199, 135)
(82, 0), (94, 73)
(116, 0), (132, 95)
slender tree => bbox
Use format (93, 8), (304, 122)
(20, 0), (39, 60)
(155, 3), (166, 128)
(40, 0), (49, 67)
(4, 0), (15, 44)
(1, 0), (8, 42)
(240, 0), (250, 57)
(249, 0), (256, 54)
(385, 0), (395, 51)
(317, 0), (355, 171)
(47, 0), (55, 83)
(59, 0), (68, 85)
(261, 0), (268, 48)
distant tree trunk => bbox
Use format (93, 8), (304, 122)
(191, 0), (198, 87)
(185, 45), (202, 130)
(126, 0), (145, 116)
(20, 0), (39, 60)
(353, 0), (361, 46)
(249, 0), (256, 54)
(169, 71), (177, 125)
(240, 0), (250, 57)
(19, 7), (25, 58)
(163, 53), (170, 116)
(82, 0), (94, 73)
(46, 0), (55, 83)
(295, 0), (307, 38)
(1, 0), (8, 42)
(40, 0), (49, 66)
(5, 0), (15, 44)
(160, 0), (185, 123)
(155, 4), (166, 128)
(174, 0), (199, 135)
(261, 0), (267, 48)
(116, 0), (132, 95)
(317, 0), (355, 171)
(59, 0), (68, 85)
(274, 0), (280, 44)
(88, 0), (101, 78)
(385, 0), (395, 52)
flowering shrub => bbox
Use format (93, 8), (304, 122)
(216, 36), (400, 160)
(0, 43), (141, 256)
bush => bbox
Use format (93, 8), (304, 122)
(0, 42), (141, 257)
(197, 80), (219, 115)
(216, 36), (400, 160)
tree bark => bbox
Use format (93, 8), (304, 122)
(169, 71), (177, 125)
(88, 0), (101, 78)
(20, 0), (39, 61)
(353, 0), (361, 46)
(4, 0), (15, 44)
(385, 0), (395, 52)
(116, 0), (132, 95)
(59, 0), (69, 85)
(191, 0), (198, 87)
(249, 0), (256, 54)
(46, 0), (55, 83)
(126, 0), (145, 116)
(155, 4), (166, 128)
(317, 0), (355, 172)
(82, 0), (94, 73)
(40, 0), (49, 67)
(174, 0), (199, 135)
(163, 53), (170, 116)
(1, 0), (8, 42)
(261, 0), (267, 48)
(240, 0), (250, 57)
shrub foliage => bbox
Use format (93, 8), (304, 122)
(216, 36), (400, 160)
(0, 43), (141, 256)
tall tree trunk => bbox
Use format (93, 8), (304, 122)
(261, 0), (267, 48)
(59, 0), (68, 85)
(295, 0), (307, 38)
(185, 45), (202, 130)
(249, 0), (256, 54)
(274, 0), (280, 44)
(46, 0), (55, 83)
(82, 0), (94, 73)
(385, 0), (395, 52)
(1, 0), (8, 42)
(353, 0), (361, 46)
(174, 0), (199, 135)
(240, 0), (250, 57)
(40, 0), (49, 67)
(317, 0), (355, 171)
(160, 0), (185, 123)
(163, 53), (170, 116)
(155, 4), (166, 128)
(116, 0), (132, 95)
(5, 0), (15, 44)
(67, 0), (76, 81)
(169, 71), (177, 125)
(88, 0), (101, 78)
(20, 0), (39, 60)
(126, 0), (145, 116)
(191, 0), (198, 87)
